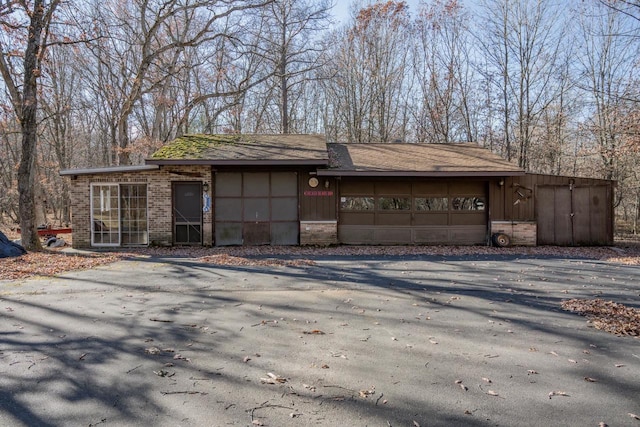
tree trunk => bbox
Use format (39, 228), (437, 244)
(17, 0), (47, 252)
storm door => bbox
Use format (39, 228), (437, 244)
(173, 182), (202, 244)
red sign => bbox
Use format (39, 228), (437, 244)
(304, 190), (334, 197)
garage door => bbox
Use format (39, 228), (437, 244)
(338, 180), (487, 245)
(215, 172), (298, 246)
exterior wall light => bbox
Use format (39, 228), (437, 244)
(203, 182), (210, 193)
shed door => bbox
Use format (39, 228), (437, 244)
(173, 182), (202, 245)
(215, 172), (298, 246)
(536, 185), (610, 245)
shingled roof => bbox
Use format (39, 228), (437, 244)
(319, 143), (524, 177)
(147, 134), (328, 166)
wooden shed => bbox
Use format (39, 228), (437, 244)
(60, 134), (614, 248)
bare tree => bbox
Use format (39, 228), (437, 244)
(412, 0), (475, 144)
(477, 0), (567, 169)
(84, 0), (273, 165)
(323, 1), (411, 143)
(0, 0), (62, 250)
(254, 0), (333, 134)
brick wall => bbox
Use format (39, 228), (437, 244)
(300, 221), (338, 245)
(67, 166), (212, 248)
(490, 221), (537, 246)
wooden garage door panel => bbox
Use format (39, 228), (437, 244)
(374, 228), (412, 243)
(413, 228), (450, 243)
(341, 181), (375, 195)
(377, 213), (411, 226)
(450, 213), (486, 226)
(376, 181), (411, 194)
(413, 181), (447, 194)
(449, 226), (486, 244)
(450, 181), (486, 195)
(413, 213), (448, 225)
(339, 226), (375, 244)
(340, 212), (375, 225)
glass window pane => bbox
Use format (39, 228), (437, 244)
(120, 184), (148, 246)
(452, 197), (485, 211)
(91, 184), (120, 246)
(340, 197), (374, 211)
(378, 197), (411, 210)
(415, 197), (449, 211)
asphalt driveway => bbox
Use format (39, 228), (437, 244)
(1, 253), (639, 426)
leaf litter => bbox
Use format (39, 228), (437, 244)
(561, 299), (640, 336)
(3, 244), (639, 281)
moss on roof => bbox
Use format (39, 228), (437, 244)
(151, 134), (244, 159)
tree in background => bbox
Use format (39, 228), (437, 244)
(0, 0), (62, 250)
(254, 0), (333, 134)
(412, 0), (475, 144)
(323, 1), (412, 143)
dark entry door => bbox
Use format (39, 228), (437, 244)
(173, 182), (202, 244)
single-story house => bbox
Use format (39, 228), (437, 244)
(60, 134), (614, 248)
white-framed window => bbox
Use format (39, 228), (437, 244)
(91, 183), (148, 246)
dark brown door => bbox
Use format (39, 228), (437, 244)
(536, 185), (610, 245)
(537, 186), (572, 245)
(173, 182), (202, 244)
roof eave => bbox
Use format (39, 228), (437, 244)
(59, 164), (160, 176)
(146, 159), (328, 166)
(316, 170), (526, 177)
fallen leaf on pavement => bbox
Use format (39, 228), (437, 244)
(548, 391), (569, 399)
(145, 347), (161, 355)
(359, 389), (375, 398)
(260, 372), (287, 384)
(584, 377), (598, 382)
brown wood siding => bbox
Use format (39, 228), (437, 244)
(491, 174), (614, 245)
(299, 172), (336, 221)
